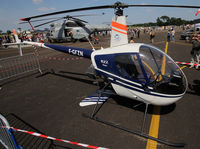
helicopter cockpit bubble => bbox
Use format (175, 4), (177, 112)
(139, 45), (187, 95)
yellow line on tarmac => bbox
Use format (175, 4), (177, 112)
(161, 42), (168, 75)
(146, 41), (168, 149)
(179, 66), (187, 70)
(146, 106), (161, 149)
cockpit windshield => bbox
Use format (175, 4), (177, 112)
(139, 45), (187, 95)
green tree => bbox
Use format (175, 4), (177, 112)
(160, 16), (170, 26)
(156, 17), (163, 26)
(0, 30), (2, 34)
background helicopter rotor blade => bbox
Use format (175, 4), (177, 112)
(19, 17), (63, 24)
(71, 17), (88, 23)
(20, 13), (105, 24)
(20, 2), (200, 21)
(21, 13), (101, 28)
(34, 18), (64, 28)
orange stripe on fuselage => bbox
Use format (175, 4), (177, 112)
(112, 28), (128, 35)
(112, 21), (127, 31)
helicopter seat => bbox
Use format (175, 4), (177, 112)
(118, 66), (131, 78)
(137, 73), (150, 84)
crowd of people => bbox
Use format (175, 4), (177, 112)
(167, 28), (176, 42)
(128, 28), (156, 43)
(128, 26), (200, 68)
(0, 32), (49, 47)
(0, 35), (15, 46)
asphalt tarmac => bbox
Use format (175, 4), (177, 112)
(0, 31), (200, 149)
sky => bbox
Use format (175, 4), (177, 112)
(0, 0), (200, 32)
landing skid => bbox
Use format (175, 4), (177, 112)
(82, 83), (185, 148)
(83, 114), (185, 148)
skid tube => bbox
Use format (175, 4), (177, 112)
(83, 114), (185, 148)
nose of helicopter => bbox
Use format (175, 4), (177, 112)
(137, 44), (187, 105)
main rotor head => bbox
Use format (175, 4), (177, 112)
(112, 1), (128, 16)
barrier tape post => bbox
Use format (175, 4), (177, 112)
(2, 126), (108, 149)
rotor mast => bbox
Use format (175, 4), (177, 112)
(110, 2), (128, 47)
(113, 2), (128, 16)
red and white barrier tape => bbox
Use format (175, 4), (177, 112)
(3, 126), (108, 149)
(176, 61), (200, 67)
(40, 56), (83, 61)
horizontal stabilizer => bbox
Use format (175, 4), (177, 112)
(80, 90), (114, 107)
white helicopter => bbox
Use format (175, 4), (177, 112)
(18, 2), (200, 147)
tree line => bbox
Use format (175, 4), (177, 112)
(131, 15), (194, 27)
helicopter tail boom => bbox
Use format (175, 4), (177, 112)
(23, 41), (93, 59)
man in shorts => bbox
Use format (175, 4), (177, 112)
(191, 34), (200, 68)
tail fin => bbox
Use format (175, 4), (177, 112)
(110, 16), (128, 47)
(13, 29), (21, 43)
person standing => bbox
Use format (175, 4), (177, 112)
(0, 36), (2, 47)
(133, 29), (136, 38)
(171, 29), (175, 42)
(137, 29), (140, 38)
(191, 35), (200, 68)
(150, 30), (155, 43)
(149, 30), (152, 42)
(151, 30), (155, 43)
(167, 30), (171, 42)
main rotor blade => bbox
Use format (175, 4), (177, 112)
(71, 13), (105, 18)
(20, 5), (113, 21)
(127, 4), (200, 9)
(34, 18), (63, 28)
(20, 3), (200, 21)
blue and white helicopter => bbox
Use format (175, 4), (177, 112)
(19, 2), (200, 147)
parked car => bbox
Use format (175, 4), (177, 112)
(180, 27), (200, 40)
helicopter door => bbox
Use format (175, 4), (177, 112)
(64, 29), (72, 37)
(114, 54), (147, 84)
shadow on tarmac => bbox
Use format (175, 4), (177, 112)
(36, 69), (176, 116)
(36, 69), (95, 86)
(38, 69), (176, 116)
(110, 95), (176, 115)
